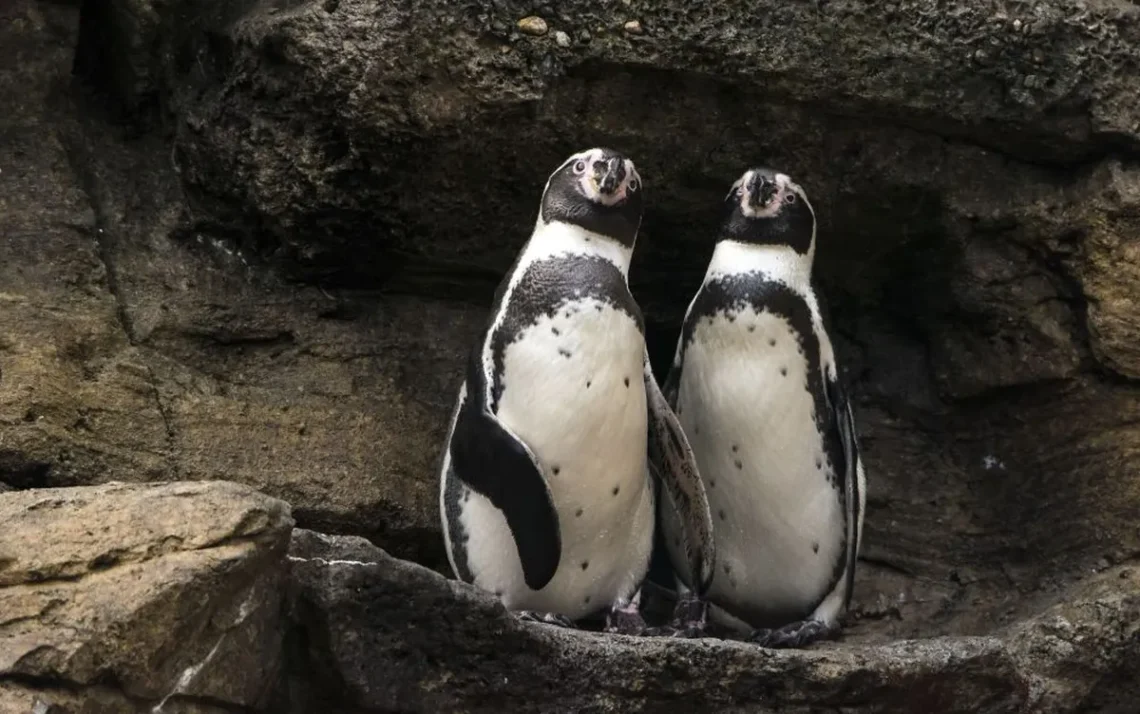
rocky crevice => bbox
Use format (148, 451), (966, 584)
(58, 124), (186, 482)
(60, 133), (136, 344)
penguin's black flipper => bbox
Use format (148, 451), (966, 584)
(826, 373), (863, 609)
(450, 348), (562, 592)
(643, 349), (716, 596)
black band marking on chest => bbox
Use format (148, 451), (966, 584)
(680, 272), (827, 440)
(490, 254), (643, 411)
(680, 271), (853, 613)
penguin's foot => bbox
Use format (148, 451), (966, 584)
(604, 599), (648, 635)
(749, 619), (837, 649)
(515, 610), (577, 629)
(645, 594), (708, 638)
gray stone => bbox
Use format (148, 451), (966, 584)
(281, 530), (1140, 713)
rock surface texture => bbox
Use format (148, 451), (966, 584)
(282, 530), (1140, 714)
(2, 0), (1140, 711)
(0, 481), (293, 713)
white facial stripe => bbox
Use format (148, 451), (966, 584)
(738, 170), (809, 219)
(778, 174), (814, 225)
(624, 159), (641, 190)
(725, 172), (747, 202)
(543, 149), (595, 197)
(563, 151), (593, 171)
(576, 150), (640, 206)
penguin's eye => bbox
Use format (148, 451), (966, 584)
(573, 160), (587, 174)
(628, 178), (640, 192)
(784, 193), (797, 204)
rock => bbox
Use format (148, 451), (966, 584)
(1067, 161), (1140, 378)
(71, 0), (1134, 405)
(0, 684), (232, 714)
(281, 529), (1140, 713)
(80, 0), (1140, 282)
(623, 19), (643, 35)
(554, 30), (571, 48)
(517, 16), (549, 36)
(0, 0), (169, 491)
(0, 0), (481, 570)
(0, 481), (293, 713)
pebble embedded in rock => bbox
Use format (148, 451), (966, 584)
(518, 16), (548, 36)
(554, 30), (571, 47)
(623, 19), (643, 35)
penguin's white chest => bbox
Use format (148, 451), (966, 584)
(461, 298), (653, 617)
(668, 308), (843, 627)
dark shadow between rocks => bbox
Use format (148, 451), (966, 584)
(0, 451), (53, 491)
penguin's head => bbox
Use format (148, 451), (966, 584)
(720, 168), (816, 256)
(540, 148), (644, 247)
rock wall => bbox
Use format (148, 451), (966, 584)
(3, 0), (1140, 711)
(2, 0), (474, 567)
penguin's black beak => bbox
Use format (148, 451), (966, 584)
(746, 172), (779, 210)
(595, 157), (626, 196)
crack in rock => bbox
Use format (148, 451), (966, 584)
(152, 587), (262, 713)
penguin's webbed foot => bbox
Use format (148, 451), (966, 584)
(639, 594), (708, 638)
(603, 599), (648, 635)
(749, 619), (837, 648)
(515, 610), (577, 629)
(665, 594), (710, 638)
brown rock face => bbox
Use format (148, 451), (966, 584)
(1, 0), (476, 565)
(0, 480), (293, 712)
(2, 0), (1140, 710)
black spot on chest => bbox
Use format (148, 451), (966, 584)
(489, 255), (643, 410)
(682, 272), (833, 456)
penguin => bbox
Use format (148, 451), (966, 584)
(439, 148), (715, 634)
(657, 167), (867, 648)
